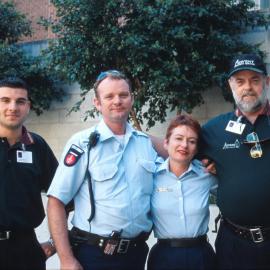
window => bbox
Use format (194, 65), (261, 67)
(253, 0), (270, 10)
(252, 0), (260, 10)
(260, 0), (270, 9)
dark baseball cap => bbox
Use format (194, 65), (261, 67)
(228, 54), (267, 78)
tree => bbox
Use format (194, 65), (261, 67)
(0, 2), (63, 114)
(43, 0), (270, 129)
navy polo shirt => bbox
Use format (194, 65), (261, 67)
(201, 110), (270, 226)
(0, 127), (58, 230)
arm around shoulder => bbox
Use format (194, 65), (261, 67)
(148, 134), (168, 159)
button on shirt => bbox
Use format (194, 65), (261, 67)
(48, 119), (159, 237)
(151, 159), (217, 239)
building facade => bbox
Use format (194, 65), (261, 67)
(5, 0), (270, 158)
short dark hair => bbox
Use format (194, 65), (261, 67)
(165, 114), (201, 141)
(93, 70), (131, 97)
(0, 77), (29, 96)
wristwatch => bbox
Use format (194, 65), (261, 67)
(48, 237), (55, 248)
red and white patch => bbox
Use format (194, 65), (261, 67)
(65, 153), (77, 166)
(64, 144), (84, 167)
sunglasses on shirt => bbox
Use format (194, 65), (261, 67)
(244, 132), (263, 159)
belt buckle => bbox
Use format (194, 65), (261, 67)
(0, 231), (11, 240)
(117, 239), (130, 254)
(250, 228), (264, 243)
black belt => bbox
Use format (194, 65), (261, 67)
(223, 218), (270, 243)
(158, 235), (207, 248)
(0, 229), (34, 241)
(70, 227), (149, 255)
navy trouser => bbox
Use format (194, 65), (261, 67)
(74, 241), (149, 270)
(0, 231), (46, 270)
(216, 222), (270, 270)
(147, 241), (216, 270)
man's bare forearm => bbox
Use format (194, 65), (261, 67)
(148, 134), (168, 159)
(47, 196), (82, 270)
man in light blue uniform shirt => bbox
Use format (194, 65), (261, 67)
(47, 70), (158, 270)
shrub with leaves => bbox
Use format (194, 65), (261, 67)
(44, 0), (270, 129)
(0, 2), (63, 114)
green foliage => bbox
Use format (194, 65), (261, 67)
(44, 0), (270, 128)
(0, 1), (31, 44)
(0, 2), (63, 114)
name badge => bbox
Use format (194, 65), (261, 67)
(17, 150), (33, 163)
(156, 187), (173, 192)
(225, 120), (245, 135)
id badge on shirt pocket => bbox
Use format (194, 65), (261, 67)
(225, 120), (245, 135)
(17, 150), (33, 163)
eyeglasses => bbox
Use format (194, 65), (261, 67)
(245, 132), (263, 158)
(96, 70), (124, 81)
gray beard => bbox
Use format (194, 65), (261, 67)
(233, 88), (268, 113)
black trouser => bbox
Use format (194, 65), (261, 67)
(73, 241), (149, 270)
(147, 241), (216, 270)
(216, 222), (270, 270)
(0, 230), (46, 270)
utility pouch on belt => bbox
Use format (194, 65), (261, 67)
(103, 230), (122, 255)
(68, 227), (88, 249)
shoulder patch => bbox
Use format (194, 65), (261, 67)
(64, 144), (84, 167)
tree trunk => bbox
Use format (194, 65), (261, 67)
(130, 108), (142, 131)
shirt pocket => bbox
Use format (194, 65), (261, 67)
(91, 164), (126, 200)
(137, 159), (156, 194)
(152, 182), (178, 210)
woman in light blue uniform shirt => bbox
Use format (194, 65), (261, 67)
(147, 114), (217, 270)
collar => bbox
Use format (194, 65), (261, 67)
(235, 102), (270, 117)
(96, 118), (146, 142)
(0, 126), (34, 146)
(156, 158), (169, 173)
(21, 126), (34, 145)
(157, 158), (201, 176)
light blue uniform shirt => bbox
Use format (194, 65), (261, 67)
(151, 159), (217, 239)
(48, 119), (159, 237)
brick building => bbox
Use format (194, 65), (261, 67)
(4, 0), (270, 158)
(4, 0), (56, 42)
(8, 0), (270, 43)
